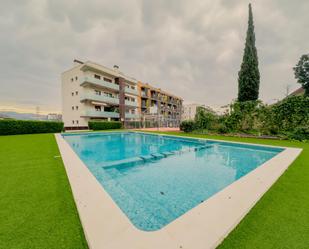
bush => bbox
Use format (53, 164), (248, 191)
(217, 122), (229, 134)
(180, 96), (309, 141)
(194, 106), (217, 130)
(272, 96), (309, 131)
(0, 120), (64, 135)
(88, 121), (122, 130)
(180, 120), (195, 132)
(288, 127), (309, 141)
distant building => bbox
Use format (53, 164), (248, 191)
(182, 104), (205, 121)
(47, 113), (62, 121)
(138, 82), (183, 127)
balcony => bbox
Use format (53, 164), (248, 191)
(150, 93), (158, 99)
(141, 91), (148, 98)
(125, 100), (138, 107)
(80, 76), (119, 91)
(125, 87), (138, 95)
(82, 110), (120, 118)
(80, 93), (119, 105)
(125, 113), (141, 119)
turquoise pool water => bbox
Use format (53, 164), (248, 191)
(63, 132), (283, 231)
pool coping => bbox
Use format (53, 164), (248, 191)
(55, 132), (302, 249)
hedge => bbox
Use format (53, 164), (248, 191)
(180, 120), (195, 133)
(88, 121), (122, 130)
(0, 120), (64, 135)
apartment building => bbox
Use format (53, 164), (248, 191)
(62, 60), (139, 129)
(182, 103), (206, 121)
(62, 59), (183, 129)
(138, 82), (183, 127)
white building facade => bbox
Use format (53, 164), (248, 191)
(62, 60), (139, 130)
(181, 103), (205, 121)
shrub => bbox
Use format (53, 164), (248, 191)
(226, 100), (259, 132)
(180, 96), (309, 140)
(180, 120), (195, 132)
(272, 96), (309, 131)
(88, 121), (122, 130)
(0, 120), (64, 135)
(194, 106), (217, 130)
(217, 122), (229, 134)
(288, 127), (309, 141)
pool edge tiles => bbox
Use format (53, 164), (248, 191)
(55, 132), (302, 249)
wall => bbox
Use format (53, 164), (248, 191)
(61, 65), (87, 128)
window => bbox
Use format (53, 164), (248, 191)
(72, 120), (75, 124)
(75, 91), (78, 95)
(75, 76), (78, 81)
(76, 106), (78, 110)
(71, 92), (74, 96)
(94, 74), (101, 79)
(71, 78), (74, 82)
(95, 105), (101, 111)
(76, 120), (79, 124)
(72, 106), (74, 110)
(95, 90), (101, 95)
(104, 77), (112, 83)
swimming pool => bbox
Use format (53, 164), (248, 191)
(63, 132), (283, 231)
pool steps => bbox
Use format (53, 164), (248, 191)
(101, 157), (144, 168)
(101, 144), (214, 169)
(139, 155), (154, 161)
(151, 153), (165, 159)
(161, 151), (174, 156)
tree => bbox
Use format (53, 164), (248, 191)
(237, 3), (260, 102)
(293, 54), (309, 96)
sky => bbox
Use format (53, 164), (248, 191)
(0, 0), (308, 114)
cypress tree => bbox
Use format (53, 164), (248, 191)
(237, 3), (260, 102)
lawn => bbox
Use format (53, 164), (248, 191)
(0, 134), (88, 249)
(150, 131), (309, 249)
(1, 132), (308, 249)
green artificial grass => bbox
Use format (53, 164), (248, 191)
(0, 134), (88, 249)
(148, 131), (309, 249)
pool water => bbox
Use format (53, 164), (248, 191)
(63, 132), (283, 231)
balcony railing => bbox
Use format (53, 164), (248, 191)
(80, 76), (119, 91)
(82, 110), (120, 118)
(125, 100), (138, 107)
(80, 93), (119, 105)
(125, 113), (141, 119)
(150, 93), (158, 99)
(125, 87), (138, 95)
(141, 92), (148, 97)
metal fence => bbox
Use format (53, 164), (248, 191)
(124, 114), (180, 129)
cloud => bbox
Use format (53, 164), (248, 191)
(0, 0), (308, 113)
